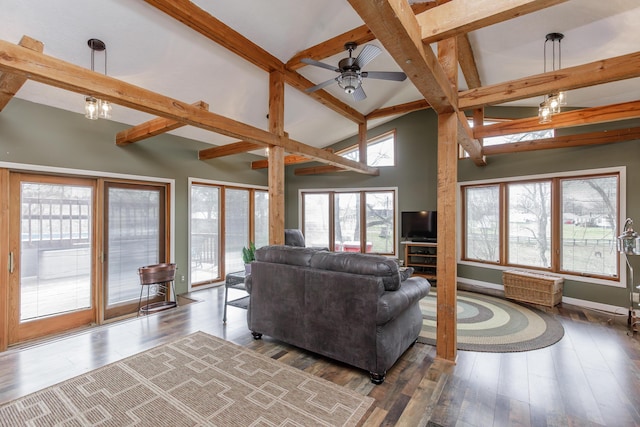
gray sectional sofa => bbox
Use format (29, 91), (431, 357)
(245, 245), (431, 384)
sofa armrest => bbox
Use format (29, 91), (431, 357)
(376, 277), (431, 325)
(245, 273), (253, 293)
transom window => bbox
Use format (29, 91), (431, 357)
(461, 119), (554, 158)
(462, 170), (621, 282)
(338, 130), (396, 167)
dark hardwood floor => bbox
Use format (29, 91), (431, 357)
(1, 284), (639, 427)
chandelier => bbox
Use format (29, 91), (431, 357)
(538, 33), (567, 124)
(84, 38), (112, 120)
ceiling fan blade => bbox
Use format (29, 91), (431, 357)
(362, 71), (407, 81)
(300, 58), (340, 72)
(354, 44), (382, 69)
(352, 85), (367, 102)
(305, 77), (338, 93)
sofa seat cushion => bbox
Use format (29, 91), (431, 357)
(309, 251), (401, 291)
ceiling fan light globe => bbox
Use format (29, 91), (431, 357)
(337, 71), (361, 94)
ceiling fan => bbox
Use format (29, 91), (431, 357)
(301, 42), (407, 101)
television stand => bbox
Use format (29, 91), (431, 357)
(401, 241), (437, 281)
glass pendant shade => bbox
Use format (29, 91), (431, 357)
(85, 96), (99, 120)
(99, 99), (112, 119)
(557, 91), (567, 106)
(547, 94), (561, 114)
(538, 101), (551, 124)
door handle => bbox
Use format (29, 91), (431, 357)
(9, 251), (14, 274)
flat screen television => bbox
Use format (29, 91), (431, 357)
(402, 211), (437, 242)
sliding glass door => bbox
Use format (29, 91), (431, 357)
(103, 182), (167, 320)
(8, 174), (96, 344)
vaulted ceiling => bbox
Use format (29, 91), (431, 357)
(1, 0), (640, 163)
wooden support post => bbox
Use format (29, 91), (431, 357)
(268, 71), (285, 245)
(0, 169), (9, 351)
(473, 107), (484, 152)
(358, 122), (367, 165)
(436, 36), (458, 363)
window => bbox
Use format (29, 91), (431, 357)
(301, 188), (396, 255)
(507, 181), (551, 268)
(560, 175), (618, 277)
(338, 131), (396, 167)
(461, 119), (554, 158)
(190, 182), (268, 286)
(303, 193), (330, 248)
(464, 185), (500, 263)
(462, 170), (621, 281)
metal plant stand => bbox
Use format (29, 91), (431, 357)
(138, 263), (178, 316)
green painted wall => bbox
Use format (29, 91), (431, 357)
(0, 99), (268, 294)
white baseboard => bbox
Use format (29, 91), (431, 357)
(457, 277), (628, 316)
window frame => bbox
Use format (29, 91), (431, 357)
(459, 167), (626, 287)
(299, 187), (398, 256)
(189, 178), (268, 288)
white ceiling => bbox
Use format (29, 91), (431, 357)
(2, 0), (640, 154)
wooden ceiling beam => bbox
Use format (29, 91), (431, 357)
(0, 38), (378, 175)
(286, 3), (436, 71)
(251, 149), (334, 170)
(145, 0), (365, 124)
(483, 126), (640, 155)
(199, 141), (262, 160)
(474, 100), (640, 138)
(201, 131), (290, 160)
(286, 27), (375, 72)
(460, 51), (640, 110)
(144, 0), (282, 73)
(347, 0), (456, 114)
(366, 99), (431, 120)
(294, 165), (345, 176)
(116, 100), (209, 146)
(0, 36), (43, 112)
(457, 34), (481, 89)
(418, 0), (569, 44)
(348, 0), (484, 166)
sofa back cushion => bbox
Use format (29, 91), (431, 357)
(309, 251), (401, 291)
(255, 245), (323, 267)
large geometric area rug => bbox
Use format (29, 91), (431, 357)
(418, 289), (564, 352)
(0, 332), (374, 427)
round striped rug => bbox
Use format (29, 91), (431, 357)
(418, 289), (564, 352)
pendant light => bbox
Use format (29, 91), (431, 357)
(538, 33), (566, 124)
(84, 38), (112, 120)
